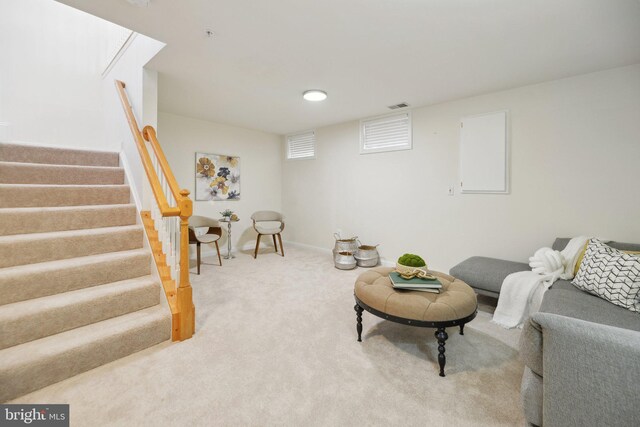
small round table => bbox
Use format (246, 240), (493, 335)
(354, 267), (477, 377)
(219, 217), (239, 259)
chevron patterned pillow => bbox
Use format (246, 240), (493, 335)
(572, 239), (640, 312)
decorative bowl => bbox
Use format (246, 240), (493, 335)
(395, 262), (435, 280)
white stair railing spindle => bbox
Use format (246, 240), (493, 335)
(167, 218), (173, 266)
(167, 217), (172, 280)
(153, 203), (160, 233)
(171, 217), (177, 280)
(175, 216), (181, 279)
(172, 217), (176, 275)
(148, 161), (181, 282)
(161, 218), (166, 256)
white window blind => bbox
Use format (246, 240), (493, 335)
(360, 112), (412, 154)
(286, 131), (316, 159)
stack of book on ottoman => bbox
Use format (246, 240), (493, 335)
(389, 271), (442, 293)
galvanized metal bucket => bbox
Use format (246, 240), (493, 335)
(354, 242), (379, 268)
(333, 233), (358, 255)
(334, 251), (357, 270)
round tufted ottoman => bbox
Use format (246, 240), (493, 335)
(354, 267), (477, 377)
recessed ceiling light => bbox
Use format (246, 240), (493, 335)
(303, 90), (327, 102)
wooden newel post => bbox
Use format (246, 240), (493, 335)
(177, 189), (195, 340)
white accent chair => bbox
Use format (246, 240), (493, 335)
(251, 211), (285, 258)
(188, 216), (222, 274)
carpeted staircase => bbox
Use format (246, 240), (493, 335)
(0, 142), (171, 402)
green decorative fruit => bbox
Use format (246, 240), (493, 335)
(397, 253), (426, 267)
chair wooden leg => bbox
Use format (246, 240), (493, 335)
(215, 241), (222, 266)
(197, 242), (201, 275)
(277, 233), (284, 257)
(254, 234), (262, 259)
(272, 235), (278, 253)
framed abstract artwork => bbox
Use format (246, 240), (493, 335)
(195, 152), (241, 201)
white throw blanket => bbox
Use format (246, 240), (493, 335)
(492, 236), (589, 329)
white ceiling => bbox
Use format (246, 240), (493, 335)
(58, 0), (640, 135)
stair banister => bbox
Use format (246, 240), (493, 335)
(114, 81), (180, 217)
(114, 79), (195, 341)
(142, 126), (182, 203)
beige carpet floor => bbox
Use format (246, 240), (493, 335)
(11, 245), (525, 426)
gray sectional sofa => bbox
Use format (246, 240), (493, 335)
(450, 238), (640, 427)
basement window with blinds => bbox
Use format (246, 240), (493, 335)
(360, 112), (412, 154)
(286, 131), (316, 160)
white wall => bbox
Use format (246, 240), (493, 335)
(282, 64), (640, 271)
(0, 0), (124, 149)
(157, 112), (283, 253)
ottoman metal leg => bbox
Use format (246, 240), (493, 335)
(459, 324), (465, 335)
(354, 304), (363, 342)
(435, 328), (449, 377)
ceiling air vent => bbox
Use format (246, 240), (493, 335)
(387, 102), (409, 110)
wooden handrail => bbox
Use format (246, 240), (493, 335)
(142, 126), (182, 203)
(114, 80), (180, 217)
(115, 79), (194, 341)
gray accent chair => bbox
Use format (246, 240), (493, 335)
(451, 238), (640, 426)
(251, 211), (285, 258)
(188, 216), (222, 274)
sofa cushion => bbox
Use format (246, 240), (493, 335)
(550, 279), (580, 292)
(552, 237), (640, 252)
(449, 256), (529, 294)
(572, 239), (640, 312)
(541, 288), (640, 332)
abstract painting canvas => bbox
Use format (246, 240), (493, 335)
(195, 152), (240, 201)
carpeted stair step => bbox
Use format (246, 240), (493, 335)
(0, 204), (137, 236)
(0, 276), (160, 349)
(0, 143), (119, 167)
(0, 184), (130, 208)
(0, 161), (125, 185)
(0, 306), (170, 402)
(0, 225), (143, 268)
(0, 249), (151, 306)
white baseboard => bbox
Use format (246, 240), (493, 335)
(192, 240), (326, 260)
(190, 241), (268, 260)
(192, 239), (395, 267)
(284, 240), (395, 267)
(283, 240), (332, 255)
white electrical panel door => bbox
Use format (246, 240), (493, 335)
(460, 111), (508, 194)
